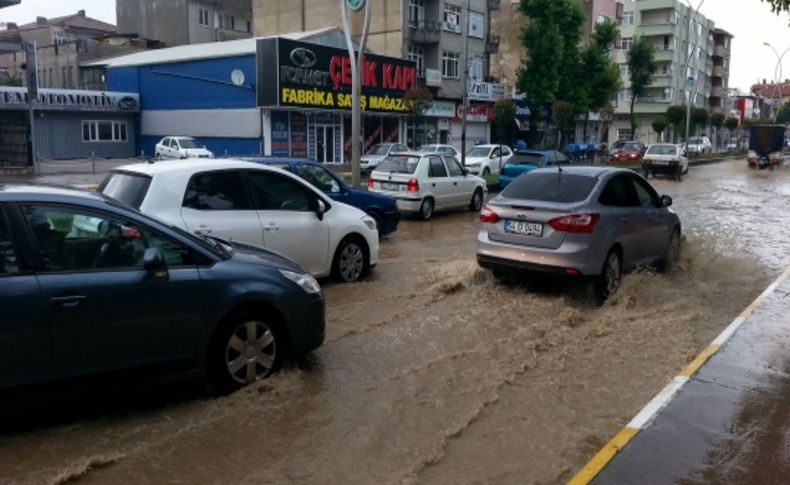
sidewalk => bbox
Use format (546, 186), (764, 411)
(570, 268), (790, 484)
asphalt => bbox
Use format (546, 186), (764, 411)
(591, 271), (790, 484)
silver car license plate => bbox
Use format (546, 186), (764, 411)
(504, 220), (543, 236)
(380, 182), (400, 191)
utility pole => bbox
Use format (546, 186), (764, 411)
(682, 0), (706, 148)
(23, 41), (39, 174)
(461, 0), (470, 167)
(762, 42), (789, 122)
(341, 0), (371, 189)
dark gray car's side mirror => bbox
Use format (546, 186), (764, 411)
(143, 247), (167, 275)
(660, 195), (673, 207)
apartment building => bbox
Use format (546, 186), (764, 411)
(117, 0), (253, 47)
(611, 0), (732, 142)
(252, 0), (499, 149)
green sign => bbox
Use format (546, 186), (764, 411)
(346, 0), (365, 12)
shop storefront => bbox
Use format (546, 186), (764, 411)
(404, 100), (454, 148)
(257, 37), (417, 163)
(0, 87), (139, 165)
(452, 102), (493, 148)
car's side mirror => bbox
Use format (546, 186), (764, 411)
(315, 199), (326, 221)
(660, 195), (673, 207)
(463, 168), (469, 176)
(143, 247), (167, 275)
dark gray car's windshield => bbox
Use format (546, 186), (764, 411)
(502, 171), (598, 203)
(377, 155), (420, 174)
(369, 145), (390, 155)
(99, 172), (152, 209)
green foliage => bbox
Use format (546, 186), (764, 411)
(666, 105), (686, 126)
(493, 99), (516, 144)
(626, 37), (657, 139)
(724, 116), (740, 131)
(581, 19), (622, 115)
(776, 101), (790, 124)
(0, 71), (23, 87)
(553, 100), (575, 147)
(710, 112), (725, 128)
(652, 117), (667, 136)
(762, 0), (790, 14)
(691, 108), (709, 129)
(403, 87), (433, 118)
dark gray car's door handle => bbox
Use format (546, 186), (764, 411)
(50, 295), (86, 309)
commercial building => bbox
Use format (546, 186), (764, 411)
(95, 28), (417, 162)
(611, 0), (732, 143)
(252, 0), (501, 150)
(116, 0), (253, 47)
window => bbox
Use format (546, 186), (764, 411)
(219, 14), (235, 30)
(619, 64), (631, 76)
(503, 172), (598, 203)
(409, 0), (425, 28)
(183, 171), (250, 211)
(245, 171), (312, 211)
(663, 36), (675, 50)
(68, 66), (73, 88)
(82, 121), (128, 143)
(631, 177), (659, 208)
(98, 172), (152, 209)
(467, 55), (484, 82)
(246, 20), (252, 33)
(597, 14), (608, 24)
(199, 8), (210, 27)
(620, 12), (634, 26)
(444, 156), (464, 176)
(442, 50), (460, 79)
(598, 175), (637, 207)
(620, 37), (633, 51)
(618, 89), (632, 102)
(408, 45), (425, 77)
(428, 157), (448, 177)
(468, 12), (484, 39)
(296, 163), (341, 194)
(0, 211), (19, 275)
(443, 4), (461, 33)
(617, 129), (632, 140)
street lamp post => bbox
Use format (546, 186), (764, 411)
(461, 0), (471, 168)
(682, 0), (706, 149)
(762, 42), (790, 122)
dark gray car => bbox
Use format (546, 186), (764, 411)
(476, 167), (681, 298)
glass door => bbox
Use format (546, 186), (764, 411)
(316, 126), (335, 163)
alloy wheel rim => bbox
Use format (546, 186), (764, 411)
(473, 191), (482, 210)
(422, 200), (433, 218)
(225, 321), (276, 384)
(340, 243), (364, 281)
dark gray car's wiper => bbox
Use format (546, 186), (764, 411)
(202, 234), (234, 258)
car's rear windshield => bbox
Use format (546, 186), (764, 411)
(98, 172), (152, 209)
(368, 144), (390, 155)
(501, 171), (598, 203)
(509, 153), (545, 164)
(377, 155), (420, 174)
(646, 145), (678, 156)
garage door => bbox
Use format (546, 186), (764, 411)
(450, 122), (489, 151)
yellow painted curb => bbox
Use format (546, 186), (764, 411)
(567, 427), (639, 485)
(678, 344), (720, 378)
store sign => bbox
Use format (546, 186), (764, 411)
(424, 100), (455, 118)
(467, 81), (505, 102)
(425, 68), (442, 87)
(257, 37), (417, 114)
(514, 100), (531, 119)
(0, 87), (140, 112)
(455, 103), (495, 122)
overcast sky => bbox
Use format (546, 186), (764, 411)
(1, 0), (788, 91)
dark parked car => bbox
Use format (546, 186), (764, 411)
(246, 158), (400, 236)
(499, 150), (570, 188)
(0, 185), (325, 393)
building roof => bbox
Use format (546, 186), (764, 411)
(86, 26), (348, 68)
(751, 83), (790, 99)
(10, 10), (115, 33)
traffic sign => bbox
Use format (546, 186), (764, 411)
(346, 0), (365, 11)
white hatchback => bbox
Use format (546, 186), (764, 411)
(155, 136), (214, 160)
(464, 144), (513, 175)
(368, 153), (487, 220)
(99, 159), (379, 282)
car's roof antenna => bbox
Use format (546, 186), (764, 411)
(555, 165), (563, 200)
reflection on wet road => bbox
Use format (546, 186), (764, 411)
(0, 160), (787, 484)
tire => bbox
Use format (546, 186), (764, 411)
(155, 153), (161, 160)
(331, 235), (369, 283)
(683, 164), (689, 175)
(482, 167), (491, 176)
(419, 198), (434, 221)
(673, 167), (682, 182)
(596, 249), (621, 301)
(660, 228), (681, 272)
(208, 312), (283, 394)
(469, 188), (483, 212)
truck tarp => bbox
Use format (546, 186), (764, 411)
(749, 125), (785, 157)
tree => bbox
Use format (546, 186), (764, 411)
(516, 0), (585, 144)
(666, 105), (686, 142)
(691, 107), (709, 136)
(579, 19), (621, 141)
(0, 71), (23, 87)
(762, 0), (790, 15)
(626, 37), (657, 140)
(403, 87), (433, 147)
(725, 117), (740, 132)
(493, 99), (515, 147)
(652, 117), (667, 142)
(776, 101), (790, 124)
(553, 100), (575, 148)
(710, 112), (725, 151)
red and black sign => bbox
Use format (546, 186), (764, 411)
(257, 37), (417, 114)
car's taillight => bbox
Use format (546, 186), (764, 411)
(407, 178), (419, 192)
(368, 178), (374, 190)
(480, 205), (500, 224)
(548, 213), (600, 233)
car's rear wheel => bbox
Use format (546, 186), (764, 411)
(419, 198), (434, 221)
(596, 249), (621, 301)
(332, 235), (368, 282)
(208, 313), (283, 394)
(469, 188), (483, 212)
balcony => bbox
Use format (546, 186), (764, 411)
(650, 76), (673, 88)
(407, 19), (442, 44)
(711, 85), (723, 97)
(712, 65), (724, 78)
(653, 49), (675, 62)
(638, 24), (676, 38)
(486, 34), (499, 53)
(488, 0), (500, 11)
(713, 44), (728, 58)
(215, 28), (252, 42)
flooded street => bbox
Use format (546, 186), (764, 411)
(1, 159), (788, 484)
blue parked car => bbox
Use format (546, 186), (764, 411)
(499, 150), (571, 188)
(246, 158), (400, 236)
(0, 185), (325, 393)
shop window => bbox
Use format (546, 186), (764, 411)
(442, 51), (460, 79)
(443, 4), (461, 33)
(82, 121), (128, 143)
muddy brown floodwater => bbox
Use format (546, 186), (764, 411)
(1, 159), (787, 484)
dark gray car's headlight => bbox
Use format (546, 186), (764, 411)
(279, 269), (321, 294)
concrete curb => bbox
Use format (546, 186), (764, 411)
(567, 266), (790, 485)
